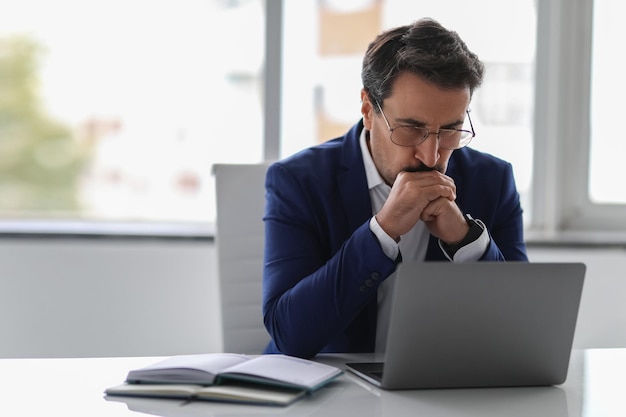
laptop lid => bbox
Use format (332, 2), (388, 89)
(347, 262), (586, 390)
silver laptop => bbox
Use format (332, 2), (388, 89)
(346, 262), (586, 390)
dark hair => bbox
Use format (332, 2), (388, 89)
(361, 18), (484, 108)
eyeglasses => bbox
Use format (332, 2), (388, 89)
(375, 100), (475, 150)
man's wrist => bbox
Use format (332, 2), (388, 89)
(369, 216), (400, 261)
(440, 214), (485, 257)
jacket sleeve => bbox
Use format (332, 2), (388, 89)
(477, 161), (528, 262)
(261, 162), (397, 358)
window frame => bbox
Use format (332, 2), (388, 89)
(528, 0), (626, 244)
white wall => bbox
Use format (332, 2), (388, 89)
(0, 238), (221, 358)
(1, 238), (624, 358)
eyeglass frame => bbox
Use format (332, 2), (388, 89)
(374, 99), (476, 150)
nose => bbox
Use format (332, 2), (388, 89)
(413, 132), (440, 168)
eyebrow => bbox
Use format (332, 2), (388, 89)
(394, 115), (465, 130)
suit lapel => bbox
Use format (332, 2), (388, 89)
(337, 121), (373, 233)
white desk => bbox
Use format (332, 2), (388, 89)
(1, 349), (624, 417)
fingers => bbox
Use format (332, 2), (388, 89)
(420, 196), (456, 221)
(377, 170), (470, 243)
(376, 171), (458, 239)
(421, 197), (468, 242)
(394, 171), (457, 202)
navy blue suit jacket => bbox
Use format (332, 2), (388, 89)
(262, 121), (528, 358)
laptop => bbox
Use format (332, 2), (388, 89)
(346, 262), (586, 390)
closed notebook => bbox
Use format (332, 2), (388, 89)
(105, 381), (306, 406)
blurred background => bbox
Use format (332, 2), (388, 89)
(1, 0), (625, 358)
(2, 0), (622, 236)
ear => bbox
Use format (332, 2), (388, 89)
(361, 89), (374, 130)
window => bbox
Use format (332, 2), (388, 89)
(589, 1), (626, 204)
(4, 0), (626, 241)
(530, 0), (626, 240)
(0, 0), (264, 235)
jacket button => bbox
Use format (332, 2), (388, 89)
(359, 285), (367, 293)
(370, 272), (380, 281)
(365, 279), (375, 287)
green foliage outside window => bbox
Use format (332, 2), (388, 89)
(0, 35), (92, 216)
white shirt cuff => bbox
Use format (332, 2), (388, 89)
(369, 216), (400, 261)
(439, 219), (490, 263)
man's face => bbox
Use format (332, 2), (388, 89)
(361, 72), (471, 186)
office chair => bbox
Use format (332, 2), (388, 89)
(213, 163), (271, 354)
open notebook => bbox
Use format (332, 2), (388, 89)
(347, 262), (586, 390)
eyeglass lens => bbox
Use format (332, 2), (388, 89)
(391, 127), (472, 149)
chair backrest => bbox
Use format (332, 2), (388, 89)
(213, 162), (271, 354)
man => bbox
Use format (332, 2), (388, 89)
(262, 18), (528, 359)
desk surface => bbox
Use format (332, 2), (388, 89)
(1, 349), (624, 417)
